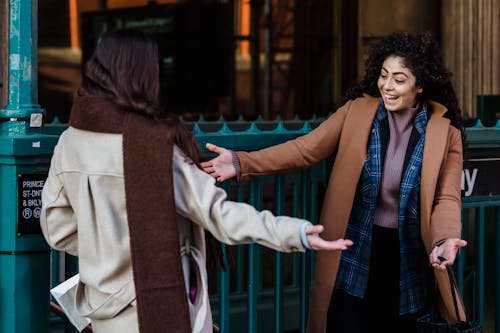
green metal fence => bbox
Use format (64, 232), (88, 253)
(47, 117), (500, 333)
(458, 198), (500, 333)
(457, 119), (500, 333)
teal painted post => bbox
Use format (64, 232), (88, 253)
(291, 182), (299, 287)
(248, 180), (262, 333)
(300, 171), (310, 333)
(218, 182), (231, 333)
(457, 209), (466, 291)
(0, 1), (58, 333)
(217, 245), (230, 333)
(236, 184), (245, 293)
(273, 176), (284, 333)
(476, 207), (485, 325)
(2, 0), (43, 121)
(309, 168), (318, 282)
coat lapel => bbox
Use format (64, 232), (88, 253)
(321, 95), (380, 238)
(310, 96), (380, 324)
(420, 100), (450, 251)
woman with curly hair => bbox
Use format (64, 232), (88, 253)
(202, 31), (468, 332)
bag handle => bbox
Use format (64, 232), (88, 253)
(446, 265), (465, 321)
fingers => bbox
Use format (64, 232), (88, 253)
(429, 247), (439, 264)
(200, 162), (217, 178)
(216, 174), (229, 182)
(202, 166), (215, 174)
(200, 143), (223, 178)
(201, 143), (236, 182)
(200, 161), (211, 168)
(200, 144), (224, 168)
(431, 258), (448, 270)
(309, 237), (353, 251)
(206, 143), (224, 154)
(429, 238), (467, 270)
(306, 224), (353, 251)
(200, 144), (219, 169)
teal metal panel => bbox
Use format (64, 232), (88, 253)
(0, 134), (60, 156)
(0, 252), (50, 333)
(0, 154), (54, 333)
(465, 125), (500, 149)
(0, 155), (53, 252)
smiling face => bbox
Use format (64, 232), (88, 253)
(377, 55), (423, 112)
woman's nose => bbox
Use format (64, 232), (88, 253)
(383, 79), (394, 90)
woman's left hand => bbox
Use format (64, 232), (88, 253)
(429, 238), (467, 270)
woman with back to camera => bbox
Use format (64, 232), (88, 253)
(201, 31), (468, 333)
(40, 29), (353, 333)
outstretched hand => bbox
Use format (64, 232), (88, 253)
(306, 225), (353, 251)
(429, 238), (467, 270)
(200, 143), (236, 182)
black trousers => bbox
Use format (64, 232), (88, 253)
(326, 225), (424, 333)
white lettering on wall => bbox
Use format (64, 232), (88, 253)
(461, 168), (478, 197)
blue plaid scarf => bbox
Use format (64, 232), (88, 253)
(334, 101), (429, 314)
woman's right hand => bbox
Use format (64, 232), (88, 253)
(200, 143), (236, 182)
(306, 225), (353, 251)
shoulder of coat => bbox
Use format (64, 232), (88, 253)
(338, 94), (381, 113)
(427, 99), (448, 118)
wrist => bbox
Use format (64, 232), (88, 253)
(300, 222), (313, 250)
(230, 150), (241, 181)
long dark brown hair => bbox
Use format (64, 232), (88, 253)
(83, 29), (230, 269)
(83, 28), (202, 165)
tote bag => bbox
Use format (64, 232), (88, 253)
(416, 266), (482, 333)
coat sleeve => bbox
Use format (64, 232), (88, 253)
(40, 148), (79, 256)
(173, 147), (310, 252)
(236, 101), (351, 181)
(430, 126), (463, 246)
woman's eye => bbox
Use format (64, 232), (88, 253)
(380, 74), (387, 79)
(395, 80), (405, 84)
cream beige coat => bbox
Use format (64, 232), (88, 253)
(41, 127), (310, 333)
(236, 95), (465, 332)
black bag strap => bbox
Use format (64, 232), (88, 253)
(446, 265), (465, 321)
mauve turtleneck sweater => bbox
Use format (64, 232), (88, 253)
(373, 106), (418, 229)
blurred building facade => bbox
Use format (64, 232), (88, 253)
(1, 0), (499, 122)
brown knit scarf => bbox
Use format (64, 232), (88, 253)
(70, 89), (191, 333)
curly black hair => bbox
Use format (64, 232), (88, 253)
(341, 31), (465, 145)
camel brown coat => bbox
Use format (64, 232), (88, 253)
(236, 95), (465, 332)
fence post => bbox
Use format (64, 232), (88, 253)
(0, 1), (59, 332)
